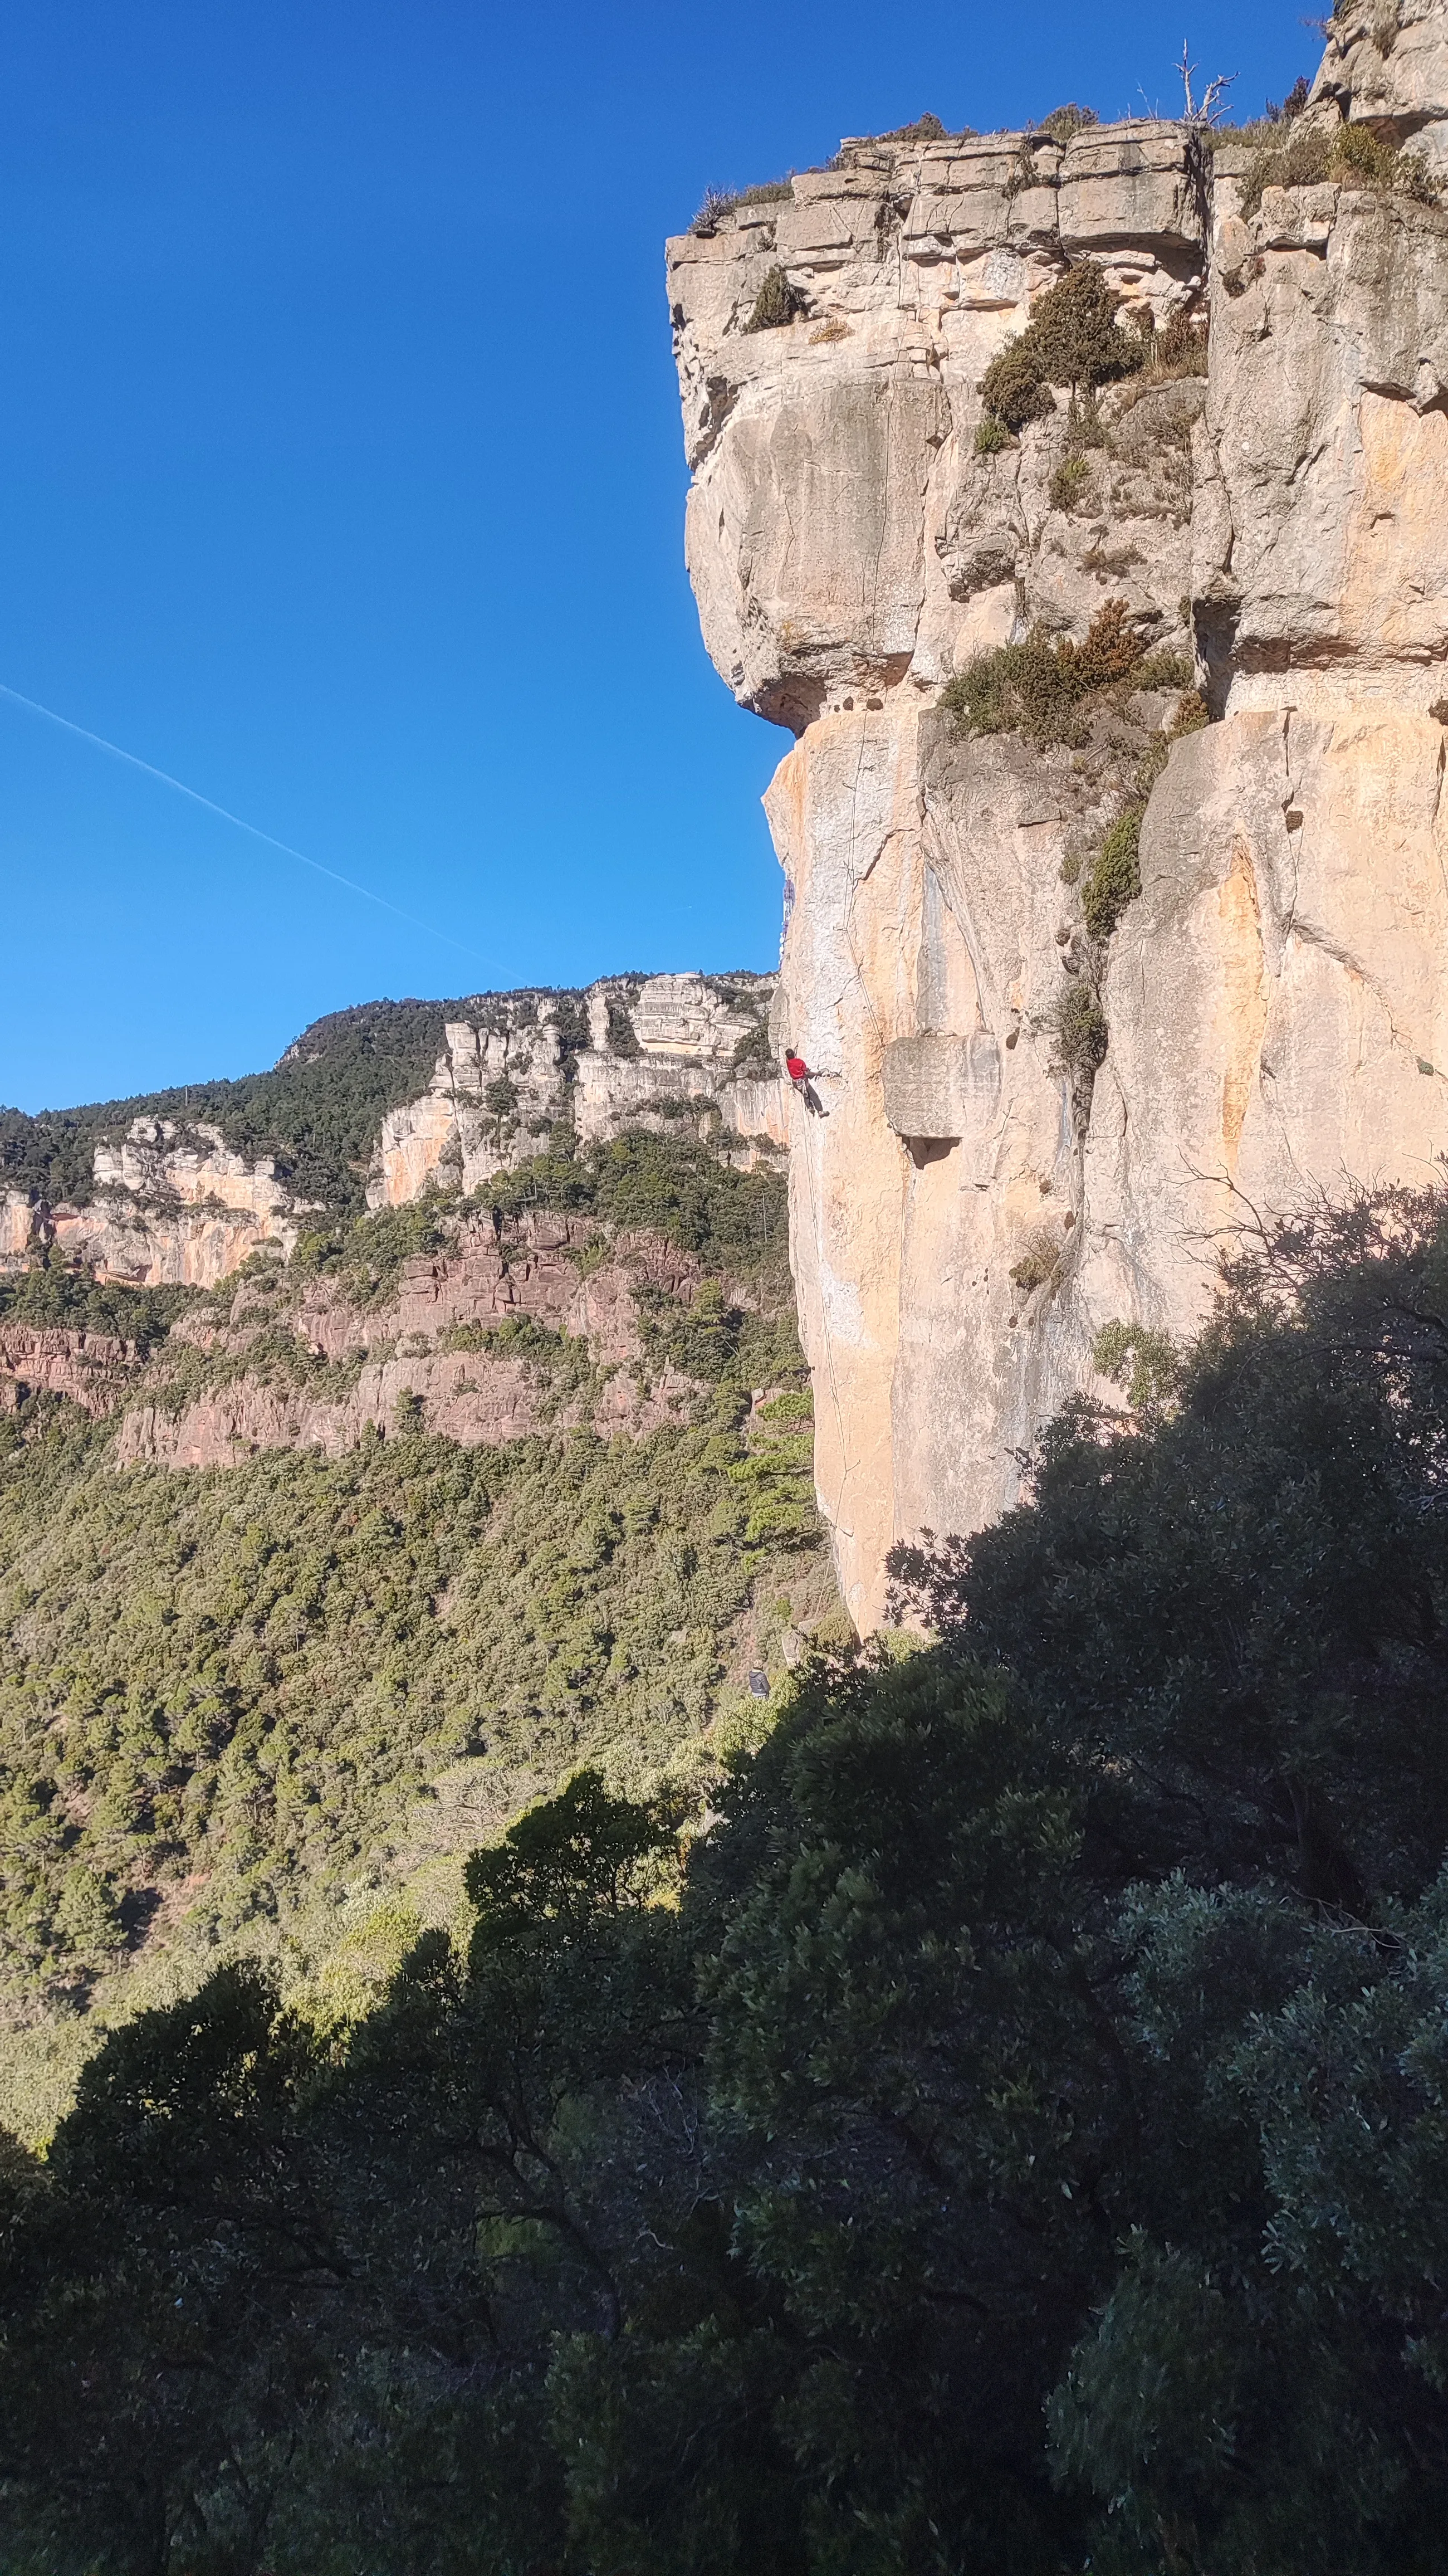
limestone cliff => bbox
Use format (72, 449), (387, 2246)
(4, 1120), (310, 1290)
(370, 972), (784, 1205)
(2, 972), (786, 1296)
(669, 1), (1448, 1626)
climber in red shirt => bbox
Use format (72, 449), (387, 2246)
(784, 1047), (828, 1116)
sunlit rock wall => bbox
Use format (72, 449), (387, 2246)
(669, 6), (1448, 1625)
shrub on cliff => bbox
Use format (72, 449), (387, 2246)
(1238, 116), (1437, 217)
(1049, 453), (1092, 512)
(692, 177), (794, 234)
(1080, 804), (1143, 939)
(1049, 980), (1109, 1081)
(1036, 102), (1099, 144)
(743, 266), (802, 333)
(942, 598), (1188, 749)
(979, 262), (1144, 432)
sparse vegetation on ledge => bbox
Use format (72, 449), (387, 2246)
(691, 177), (794, 234)
(942, 598), (1192, 749)
(1035, 102), (1099, 144)
(1237, 116), (1437, 217)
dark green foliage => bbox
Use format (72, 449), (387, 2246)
(743, 266), (802, 333)
(1049, 452), (1092, 513)
(0, 1259), (196, 1357)
(0, 1383), (815, 2072)
(977, 339), (1053, 432)
(893, 1187), (1448, 1905)
(1237, 121), (1331, 214)
(731, 1016), (775, 1075)
(292, 1196), (453, 1304)
(1036, 103), (1099, 144)
(979, 263), (1143, 430)
(10, 1195), (1448, 2565)
(479, 1129), (789, 1272)
(605, 993), (641, 1057)
(973, 412), (1011, 455)
(0, 1108), (99, 1208)
(1090, 1316), (1179, 1413)
(942, 596), (1171, 749)
(291, 1132), (789, 1309)
(1080, 803), (1143, 939)
(1049, 983), (1108, 1081)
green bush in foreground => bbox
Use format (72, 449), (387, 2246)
(7, 1189), (1448, 2569)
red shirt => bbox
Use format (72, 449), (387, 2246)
(785, 1053), (808, 1080)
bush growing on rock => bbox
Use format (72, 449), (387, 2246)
(1081, 805), (1144, 939)
(743, 265), (802, 333)
(1037, 102), (1099, 143)
(942, 598), (1187, 749)
(979, 262), (1145, 431)
(1238, 116), (1436, 216)
(1049, 981), (1109, 1081)
(1049, 453), (1093, 512)
(692, 177), (793, 233)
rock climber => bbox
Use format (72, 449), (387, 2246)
(783, 1046), (828, 1116)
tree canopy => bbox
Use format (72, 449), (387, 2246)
(4, 1189), (1448, 2571)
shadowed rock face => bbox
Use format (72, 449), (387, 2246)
(669, 8), (1448, 1627)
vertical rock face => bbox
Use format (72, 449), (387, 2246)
(13, 1121), (310, 1290)
(5, 977), (786, 1294)
(669, 12), (1448, 1627)
(369, 972), (785, 1204)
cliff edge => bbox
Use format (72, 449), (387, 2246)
(669, 0), (1448, 1626)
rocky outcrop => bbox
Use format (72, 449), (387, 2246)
(0, 1324), (139, 1417)
(5, 978), (787, 1299)
(370, 972), (785, 1206)
(669, 9), (1448, 1626)
(8, 1121), (312, 1291)
(112, 1212), (741, 1468)
(1310, 0), (1448, 177)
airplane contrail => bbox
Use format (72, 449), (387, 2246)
(0, 680), (485, 966)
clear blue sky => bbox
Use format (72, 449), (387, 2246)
(0, 0), (1315, 1111)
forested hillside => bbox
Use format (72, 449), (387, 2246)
(0, 1132), (834, 2140)
(0, 973), (775, 1218)
(5, 1189), (1448, 2572)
